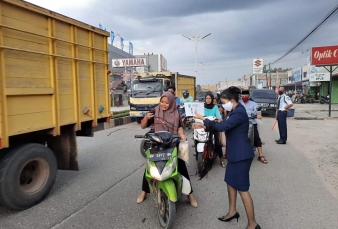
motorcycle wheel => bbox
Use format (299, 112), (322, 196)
(140, 140), (150, 158)
(158, 191), (176, 229)
(197, 152), (202, 172)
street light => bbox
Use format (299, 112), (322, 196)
(182, 33), (211, 78)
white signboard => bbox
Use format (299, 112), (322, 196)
(309, 73), (330, 82)
(112, 58), (147, 68)
(184, 102), (204, 117)
(136, 67), (148, 73)
(307, 56), (317, 76)
(253, 59), (263, 74)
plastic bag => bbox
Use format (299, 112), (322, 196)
(178, 141), (189, 163)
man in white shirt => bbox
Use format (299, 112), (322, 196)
(275, 85), (293, 144)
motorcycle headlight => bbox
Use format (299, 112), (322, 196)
(147, 157), (177, 181)
(151, 135), (163, 143)
(270, 104), (276, 107)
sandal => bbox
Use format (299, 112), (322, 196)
(258, 156), (268, 164)
(220, 157), (226, 168)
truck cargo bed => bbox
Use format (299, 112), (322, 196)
(0, 0), (111, 148)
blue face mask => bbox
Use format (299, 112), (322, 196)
(278, 91), (283, 95)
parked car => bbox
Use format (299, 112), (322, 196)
(250, 89), (277, 116)
(196, 91), (213, 101)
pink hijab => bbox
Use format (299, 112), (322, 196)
(154, 92), (180, 134)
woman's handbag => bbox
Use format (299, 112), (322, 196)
(178, 141), (189, 163)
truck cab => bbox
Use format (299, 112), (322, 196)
(129, 73), (171, 119)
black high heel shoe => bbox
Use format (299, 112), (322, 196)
(255, 224), (261, 229)
(217, 212), (240, 222)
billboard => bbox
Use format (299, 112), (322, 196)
(158, 54), (168, 71)
(253, 59), (263, 74)
(292, 67), (302, 83)
(311, 45), (338, 66)
(309, 73), (330, 82)
(112, 58), (147, 68)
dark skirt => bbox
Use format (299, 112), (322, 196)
(224, 158), (253, 192)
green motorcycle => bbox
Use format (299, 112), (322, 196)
(135, 131), (191, 229)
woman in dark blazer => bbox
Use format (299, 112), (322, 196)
(194, 86), (260, 229)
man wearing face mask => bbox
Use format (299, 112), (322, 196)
(275, 84), (293, 144)
(240, 90), (267, 164)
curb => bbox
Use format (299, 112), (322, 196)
(93, 116), (136, 132)
(293, 117), (338, 120)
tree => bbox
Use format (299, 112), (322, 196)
(263, 67), (292, 73)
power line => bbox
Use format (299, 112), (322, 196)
(271, 3), (338, 65)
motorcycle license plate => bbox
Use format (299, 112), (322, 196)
(149, 152), (172, 162)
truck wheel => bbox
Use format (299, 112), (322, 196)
(0, 143), (57, 210)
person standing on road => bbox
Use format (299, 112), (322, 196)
(136, 92), (198, 208)
(194, 87), (261, 229)
(204, 93), (225, 167)
(240, 90), (268, 164)
(275, 85), (293, 144)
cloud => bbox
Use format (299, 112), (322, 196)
(25, 0), (338, 84)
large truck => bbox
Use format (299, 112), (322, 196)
(0, 0), (111, 210)
(129, 71), (196, 121)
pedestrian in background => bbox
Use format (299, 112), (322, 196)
(275, 84), (293, 144)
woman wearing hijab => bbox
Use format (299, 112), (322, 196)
(136, 92), (198, 208)
(204, 93), (225, 167)
(194, 87), (261, 229)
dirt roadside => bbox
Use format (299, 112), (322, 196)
(287, 118), (338, 198)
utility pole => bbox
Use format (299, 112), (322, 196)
(269, 63), (271, 89)
(182, 33), (211, 78)
(144, 53), (153, 72)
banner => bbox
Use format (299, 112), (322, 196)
(129, 42), (133, 55)
(120, 37), (124, 51)
(292, 67), (302, 83)
(111, 31), (115, 44)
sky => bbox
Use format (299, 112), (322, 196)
(25, 0), (338, 85)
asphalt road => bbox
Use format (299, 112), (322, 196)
(0, 118), (338, 229)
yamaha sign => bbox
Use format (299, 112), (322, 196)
(112, 58), (147, 68)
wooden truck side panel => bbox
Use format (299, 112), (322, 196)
(175, 73), (196, 99)
(0, 0), (110, 148)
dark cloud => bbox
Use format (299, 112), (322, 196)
(26, 0), (338, 84)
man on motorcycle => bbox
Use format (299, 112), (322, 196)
(166, 85), (181, 106)
(240, 90), (268, 164)
(180, 90), (194, 105)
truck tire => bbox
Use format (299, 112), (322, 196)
(0, 143), (57, 210)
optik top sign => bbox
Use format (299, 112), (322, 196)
(311, 45), (338, 66)
(112, 58), (147, 68)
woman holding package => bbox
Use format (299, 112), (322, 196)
(204, 93), (225, 167)
(136, 92), (198, 208)
(194, 87), (260, 229)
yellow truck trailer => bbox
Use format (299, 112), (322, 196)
(129, 71), (196, 121)
(0, 0), (111, 210)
